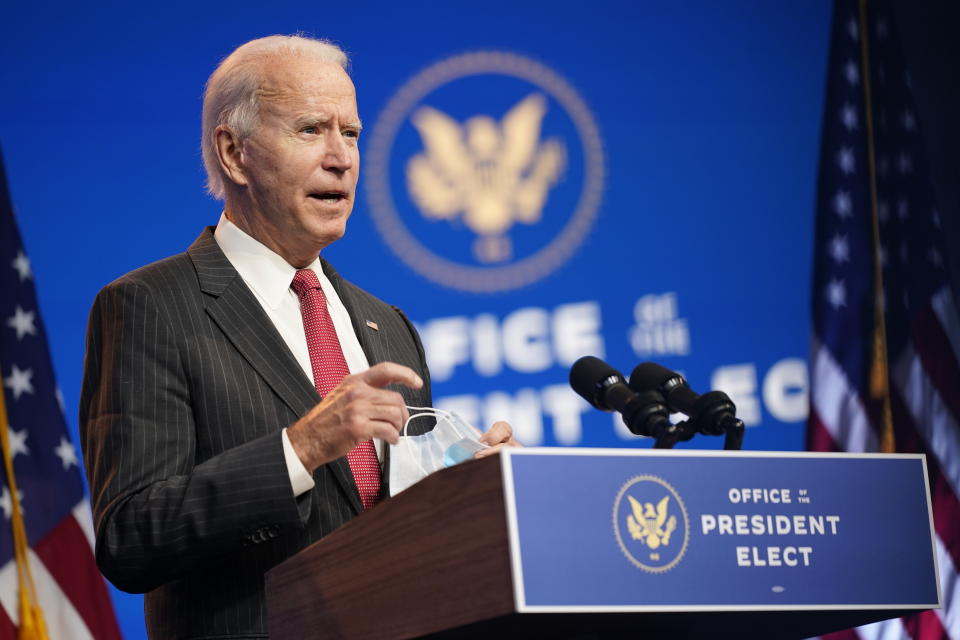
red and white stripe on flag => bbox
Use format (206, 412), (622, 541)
(0, 502), (120, 639)
(813, 290), (960, 640)
(0, 130), (121, 636)
(808, 2), (959, 639)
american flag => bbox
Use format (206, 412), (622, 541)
(0, 150), (120, 638)
(807, 2), (960, 639)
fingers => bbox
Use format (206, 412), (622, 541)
(365, 400), (409, 439)
(333, 388), (408, 441)
(336, 373), (410, 432)
(287, 374), (413, 470)
(368, 419), (403, 445)
(475, 442), (511, 458)
(479, 420), (514, 446)
(475, 421), (520, 459)
(356, 391), (411, 445)
(359, 362), (423, 390)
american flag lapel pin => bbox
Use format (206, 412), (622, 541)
(365, 320), (379, 331)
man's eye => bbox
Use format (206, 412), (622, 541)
(343, 129), (359, 139)
(301, 126), (318, 135)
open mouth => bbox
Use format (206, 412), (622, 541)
(309, 191), (348, 202)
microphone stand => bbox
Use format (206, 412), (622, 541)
(653, 419), (691, 449)
(651, 417), (745, 451)
(722, 419), (745, 450)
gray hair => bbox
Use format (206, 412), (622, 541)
(201, 35), (349, 199)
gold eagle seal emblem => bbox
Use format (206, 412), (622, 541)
(406, 93), (567, 263)
(613, 475), (690, 573)
(626, 495), (678, 550)
(365, 51), (604, 292)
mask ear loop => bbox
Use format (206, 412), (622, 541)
(402, 405), (453, 438)
(404, 404), (450, 416)
(406, 405), (482, 445)
(401, 408), (449, 479)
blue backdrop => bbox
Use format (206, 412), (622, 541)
(0, 1), (831, 637)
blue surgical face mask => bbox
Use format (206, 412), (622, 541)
(388, 406), (488, 496)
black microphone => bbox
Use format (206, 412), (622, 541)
(569, 356), (672, 439)
(628, 362), (744, 437)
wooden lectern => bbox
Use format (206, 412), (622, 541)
(265, 451), (934, 639)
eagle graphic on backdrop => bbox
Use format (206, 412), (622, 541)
(406, 93), (566, 263)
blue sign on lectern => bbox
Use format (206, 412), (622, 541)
(499, 449), (940, 612)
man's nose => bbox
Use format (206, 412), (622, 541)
(322, 133), (354, 172)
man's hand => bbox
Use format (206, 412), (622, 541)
(287, 362), (422, 472)
(475, 421), (521, 458)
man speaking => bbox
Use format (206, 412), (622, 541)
(80, 35), (515, 639)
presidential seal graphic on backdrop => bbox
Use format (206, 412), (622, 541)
(613, 475), (690, 573)
(365, 52), (604, 292)
(407, 93), (567, 264)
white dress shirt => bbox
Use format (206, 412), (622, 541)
(214, 214), (375, 498)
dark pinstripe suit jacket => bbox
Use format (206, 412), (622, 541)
(79, 228), (433, 639)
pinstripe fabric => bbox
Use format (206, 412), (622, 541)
(79, 228), (433, 639)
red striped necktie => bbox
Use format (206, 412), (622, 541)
(290, 268), (381, 510)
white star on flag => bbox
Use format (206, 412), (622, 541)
(897, 151), (913, 174)
(837, 147), (855, 174)
(812, 25), (960, 639)
(7, 427), (29, 458)
(847, 18), (858, 41)
(897, 198), (909, 220)
(54, 436), (79, 470)
(840, 103), (858, 130)
(0, 486), (24, 521)
(830, 234), (850, 263)
(4, 364), (34, 400)
(833, 189), (853, 218)
(11, 250), (32, 282)
(844, 59), (859, 85)
(902, 110), (916, 131)
(7, 305), (37, 340)
(826, 279), (847, 309)
(2, 131), (123, 637)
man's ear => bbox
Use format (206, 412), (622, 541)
(214, 125), (249, 188)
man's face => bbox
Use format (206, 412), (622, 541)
(236, 56), (361, 261)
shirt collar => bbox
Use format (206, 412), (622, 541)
(214, 213), (323, 309)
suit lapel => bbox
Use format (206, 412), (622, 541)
(189, 229), (364, 514)
(322, 258), (389, 368)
